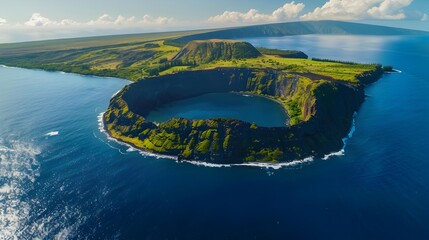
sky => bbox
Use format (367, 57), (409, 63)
(0, 0), (428, 43)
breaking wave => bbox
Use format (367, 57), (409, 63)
(183, 157), (314, 170)
(45, 131), (59, 137)
(322, 112), (357, 160)
(97, 112), (313, 169)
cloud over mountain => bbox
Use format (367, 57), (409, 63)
(301, 0), (414, 20)
(208, 1), (305, 24)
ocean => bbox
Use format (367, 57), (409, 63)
(0, 34), (428, 239)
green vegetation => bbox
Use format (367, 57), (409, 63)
(172, 40), (261, 64)
(312, 58), (360, 65)
(0, 20), (403, 82)
(0, 38), (376, 83)
(0, 22), (392, 163)
(257, 48), (308, 59)
(103, 60), (383, 163)
(0, 39), (183, 81)
(383, 65), (394, 72)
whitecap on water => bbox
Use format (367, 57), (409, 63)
(45, 131), (59, 137)
(0, 138), (41, 239)
(0, 137), (85, 239)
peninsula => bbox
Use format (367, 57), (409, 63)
(0, 20), (398, 164)
(103, 39), (384, 163)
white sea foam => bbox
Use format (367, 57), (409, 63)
(24, 204), (85, 240)
(126, 147), (137, 152)
(322, 112), (357, 160)
(0, 138), (41, 239)
(45, 131), (59, 137)
(112, 90), (122, 98)
(322, 150), (345, 160)
(182, 156), (314, 169)
(97, 111), (316, 169)
(0, 137), (84, 239)
(97, 112), (177, 159)
(0, 64), (17, 69)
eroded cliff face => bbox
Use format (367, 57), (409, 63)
(104, 68), (371, 163)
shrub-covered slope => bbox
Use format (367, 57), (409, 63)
(104, 66), (383, 164)
(171, 40), (261, 64)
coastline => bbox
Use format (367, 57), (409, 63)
(100, 109), (361, 169)
(1, 64), (332, 168)
(0, 64), (132, 83)
(98, 112), (177, 161)
(98, 112), (318, 169)
(2, 63), (360, 169)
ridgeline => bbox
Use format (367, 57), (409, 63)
(103, 40), (385, 164)
(0, 21), (401, 164)
(172, 40), (261, 64)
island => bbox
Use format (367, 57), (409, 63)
(103, 39), (384, 164)
(0, 20), (401, 164)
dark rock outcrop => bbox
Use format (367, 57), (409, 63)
(104, 67), (378, 164)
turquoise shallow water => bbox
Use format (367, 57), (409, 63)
(0, 34), (429, 239)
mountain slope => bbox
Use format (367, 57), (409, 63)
(171, 40), (261, 64)
(172, 20), (426, 45)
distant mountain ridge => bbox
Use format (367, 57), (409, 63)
(0, 20), (426, 58)
(172, 20), (427, 45)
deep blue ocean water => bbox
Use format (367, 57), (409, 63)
(146, 92), (288, 127)
(0, 34), (428, 239)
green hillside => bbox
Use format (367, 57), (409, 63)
(171, 40), (261, 64)
(0, 20), (416, 81)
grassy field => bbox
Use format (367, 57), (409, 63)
(0, 38), (184, 80)
(0, 21), (394, 82)
(0, 30), (211, 56)
(0, 36), (377, 83)
(194, 56), (377, 83)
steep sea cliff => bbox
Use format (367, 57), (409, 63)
(104, 67), (383, 163)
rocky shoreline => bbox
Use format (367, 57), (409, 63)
(103, 67), (383, 164)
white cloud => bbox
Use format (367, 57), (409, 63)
(208, 1), (305, 24)
(25, 13), (52, 26)
(367, 0), (412, 19)
(141, 15), (174, 25)
(22, 13), (173, 28)
(24, 13), (77, 27)
(0, 17), (7, 25)
(86, 13), (174, 26)
(0, 13), (177, 43)
(301, 0), (413, 20)
(420, 13), (428, 21)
